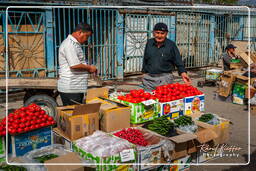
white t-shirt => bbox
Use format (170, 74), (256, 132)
(57, 35), (89, 93)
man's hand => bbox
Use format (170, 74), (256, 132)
(181, 72), (191, 85)
(89, 65), (97, 73)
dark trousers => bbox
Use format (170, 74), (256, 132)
(59, 92), (84, 106)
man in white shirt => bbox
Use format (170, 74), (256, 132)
(58, 23), (97, 106)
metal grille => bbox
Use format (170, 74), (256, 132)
(3, 11), (46, 78)
(53, 8), (118, 80)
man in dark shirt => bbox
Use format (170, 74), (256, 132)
(222, 44), (238, 71)
(142, 22), (191, 91)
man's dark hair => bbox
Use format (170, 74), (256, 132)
(74, 23), (93, 33)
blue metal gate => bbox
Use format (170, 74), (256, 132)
(53, 8), (119, 80)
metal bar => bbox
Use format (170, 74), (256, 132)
(53, 9), (58, 76)
(100, 9), (103, 77)
(112, 10), (115, 77)
(68, 8), (71, 34)
(119, 9), (175, 16)
(36, 13), (43, 33)
(238, 16), (244, 40)
(73, 9), (76, 31)
(26, 13), (36, 32)
(116, 11), (124, 79)
(108, 10), (111, 78)
(103, 10), (107, 79)
(45, 9), (55, 77)
(95, 9), (98, 66)
(58, 8), (61, 47)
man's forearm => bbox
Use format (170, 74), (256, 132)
(70, 63), (92, 71)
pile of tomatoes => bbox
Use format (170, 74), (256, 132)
(153, 83), (203, 103)
(0, 103), (56, 136)
(117, 89), (156, 103)
(117, 83), (203, 104)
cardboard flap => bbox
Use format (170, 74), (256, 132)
(195, 129), (218, 144)
(73, 103), (101, 115)
(53, 128), (72, 141)
(45, 152), (83, 171)
(86, 87), (109, 102)
(169, 133), (197, 143)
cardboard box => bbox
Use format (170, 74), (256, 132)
(191, 147), (221, 163)
(45, 152), (84, 171)
(206, 69), (223, 81)
(245, 87), (256, 99)
(168, 133), (197, 160)
(230, 62), (244, 69)
(135, 127), (166, 171)
(170, 155), (192, 171)
(250, 106), (256, 115)
(176, 127), (218, 154)
(53, 128), (73, 151)
(8, 126), (53, 157)
(73, 131), (136, 171)
(86, 87), (109, 103)
(158, 99), (184, 119)
(218, 72), (236, 97)
(110, 97), (159, 124)
(194, 116), (230, 145)
(87, 97), (130, 132)
(183, 95), (205, 116)
(56, 103), (101, 140)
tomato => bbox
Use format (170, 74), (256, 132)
(9, 113), (14, 117)
(21, 118), (27, 123)
(13, 114), (20, 120)
(32, 116), (37, 120)
(24, 127), (29, 132)
(50, 121), (55, 125)
(18, 128), (23, 133)
(34, 112), (40, 116)
(35, 124), (40, 129)
(40, 110), (46, 115)
(40, 123), (46, 127)
(26, 111), (33, 116)
(36, 120), (41, 124)
(25, 122), (30, 127)
(20, 107), (27, 111)
(19, 123), (25, 128)
(30, 125), (35, 130)
(48, 117), (54, 121)
(31, 120), (36, 125)
(12, 124), (19, 129)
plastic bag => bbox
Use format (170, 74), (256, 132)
(75, 131), (134, 157)
(178, 124), (198, 133)
(250, 94), (256, 105)
(22, 144), (70, 171)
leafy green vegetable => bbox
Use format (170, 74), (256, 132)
(33, 154), (59, 163)
(0, 164), (27, 171)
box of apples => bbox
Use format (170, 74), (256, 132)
(0, 103), (55, 157)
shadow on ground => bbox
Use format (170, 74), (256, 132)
(223, 150), (256, 171)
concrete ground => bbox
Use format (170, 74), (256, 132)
(0, 71), (255, 170)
